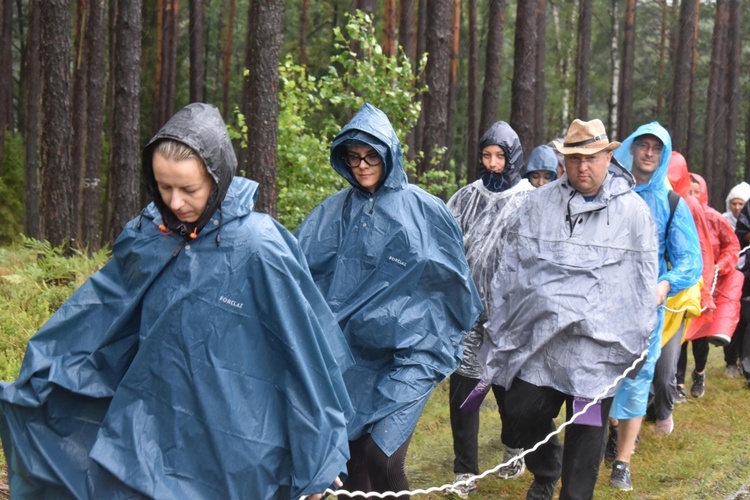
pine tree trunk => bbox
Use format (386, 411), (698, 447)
(478, 0), (505, 145)
(722, 0), (742, 208)
(685, 1), (700, 166)
(70, 0), (87, 244)
(81, 0), (106, 251)
(299, 0), (308, 66)
(40, 0), (74, 248)
(384, 0), (397, 57)
(510, 0), (537, 157)
(400, 0), (417, 160)
(414, 0), (428, 158)
(0, 0), (13, 174)
(703, 0), (728, 205)
(608, 0), (619, 140)
(222, 0), (235, 118)
(420, 0), (452, 182)
(189, 0), (205, 103)
(656, 0), (668, 117)
(617, 0), (635, 139)
(448, 0), (460, 184)
(24, 0), (41, 239)
(107, 0), (142, 243)
(534, 0), (546, 145)
(669, 0), (696, 154)
(573, 0), (591, 120)
(245, 0), (283, 217)
(465, 0), (479, 181)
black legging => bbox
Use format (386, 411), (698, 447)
(341, 433), (412, 499)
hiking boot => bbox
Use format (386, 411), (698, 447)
(675, 385), (687, 404)
(610, 460), (633, 491)
(726, 365), (740, 379)
(691, 371), (706, 398)
(526, 479), (556, 500)
(497, 446), (526, 480)
(450, 473), (477, 498)
(604, 424), (618, 466)
(655, 414), (674, 435)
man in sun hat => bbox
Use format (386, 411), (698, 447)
(479, 118), (659, 499)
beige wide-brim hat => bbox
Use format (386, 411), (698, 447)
(553, 119), (621, 155)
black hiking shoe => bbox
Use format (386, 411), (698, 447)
(691, 370), (706, 398)
(610, 460), (633, 491)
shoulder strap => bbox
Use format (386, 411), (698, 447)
(664, 190), (680, 265)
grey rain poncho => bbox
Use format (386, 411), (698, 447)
(481, 159), (659, 398)
(447, 121), (533, 379)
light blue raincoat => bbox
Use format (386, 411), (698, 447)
(610, 121), (702, 419)
(296, 103), (482, 456)
(520, 144), (559, 181)
(0, 103), (353, 499)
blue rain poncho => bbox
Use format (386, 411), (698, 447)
(295, 103), (482, 456)
(610, 121), (701, 419)
(447, 122), (533, 379)
(0, 103), (353, 499)
(481, 154), (659, 398)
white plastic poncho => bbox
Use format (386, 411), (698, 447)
(481, 160), (659, 398)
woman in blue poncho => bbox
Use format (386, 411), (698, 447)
(296, 103), (482, 496)
(0, 103), (352, 500)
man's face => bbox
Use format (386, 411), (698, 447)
(630, 135), (663, 180)
(564, 151), (612, 197)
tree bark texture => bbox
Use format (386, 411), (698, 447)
(608, 0), (619, 140)
(685, 1), (699, 166)
(82, 0), (107, 251)
(399, 0), (416, 65)
(573, 0), (591, 121)
(299, 0), (308, 66)
(158, 0), (178, 130)
(466, 0), (479, 181)
(24, 0), (41, 239)
(656, 0), (668, 117)
(721, 0), (742, 206)
(70, 0), (87, 242)
(0, 0), (13, 174)
(617, 0), (635, 140)
(669, 0), (696, 154)
(413, 0), (428, 157)
(448, 0), (460, 183)
(107, 0), (142, 243)
(420, 0), (452, 179)
(189, 0), (205, 103)
(703, 0), (728, 205)
(384, 0), (396, 57)
(533, 0), (546, 145)
(40, 0), (74, 247)
(245, 0), (283, 217)
(510, 0), (537, 158)
(221, 0), (235, 118)
(478, 0), (505, 143)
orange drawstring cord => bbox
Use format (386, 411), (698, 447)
(190, 227), (198, 239)
(159, 224), (171, 235)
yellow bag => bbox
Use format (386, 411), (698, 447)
(661, 278), (703, 347)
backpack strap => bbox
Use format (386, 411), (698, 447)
(664, 190), (680, 266)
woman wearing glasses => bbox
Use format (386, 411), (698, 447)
(296, 103), (482, 497)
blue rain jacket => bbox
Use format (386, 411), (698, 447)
(611, 121), (702, 419)
(0, 103), (353, 499)
(296, 103), (482, 456)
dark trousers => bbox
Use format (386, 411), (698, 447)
(449, 372), (513, 475)
(651, 323), (684, 420)
(725, 298), (750, 381)
(676, 339), (709, 385)
(342, 433), (412, 499)
(504, 378), (612, 500)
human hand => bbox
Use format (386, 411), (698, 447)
(656, 280), (671, 305)
(304, 476), (343, 500)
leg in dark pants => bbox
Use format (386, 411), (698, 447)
(692, 338), (709, 373)
(449, 373), (481, 475)
(652, 326), (683, 420)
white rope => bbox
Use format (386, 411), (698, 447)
(309, 349), (650, 499)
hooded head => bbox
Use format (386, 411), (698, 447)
(689, 172), (709, 208)
(143, 103), (236, 238)
(521, 144), (558, 187)
(667, 151), (691, 198)
(614, 121), (673, 194)
(725, 181), (750, 217)
(330, 103), (407, 193)
(477, 121), (523, 192)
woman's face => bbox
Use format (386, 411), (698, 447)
(730, 198), (746, 218)
(528, 170), (554, 188)
(152, 152), (213, 223)
(346, 145), (384, 194)
(689, 180), (701, 199)
(482, 145), (506, 173)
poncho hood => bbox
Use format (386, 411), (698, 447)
(330, 103), (407, 193)
(691, 172), (710, 208)
(478, 121), (523, 191)
(143, 103), (236, 239)
(520, 144), (558, 180)
(667, 151), (691, 198)
(725, 181), (750, 216)
(614, 121), (672, 195)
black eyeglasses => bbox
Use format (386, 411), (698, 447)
(344, 152), (382, 169)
